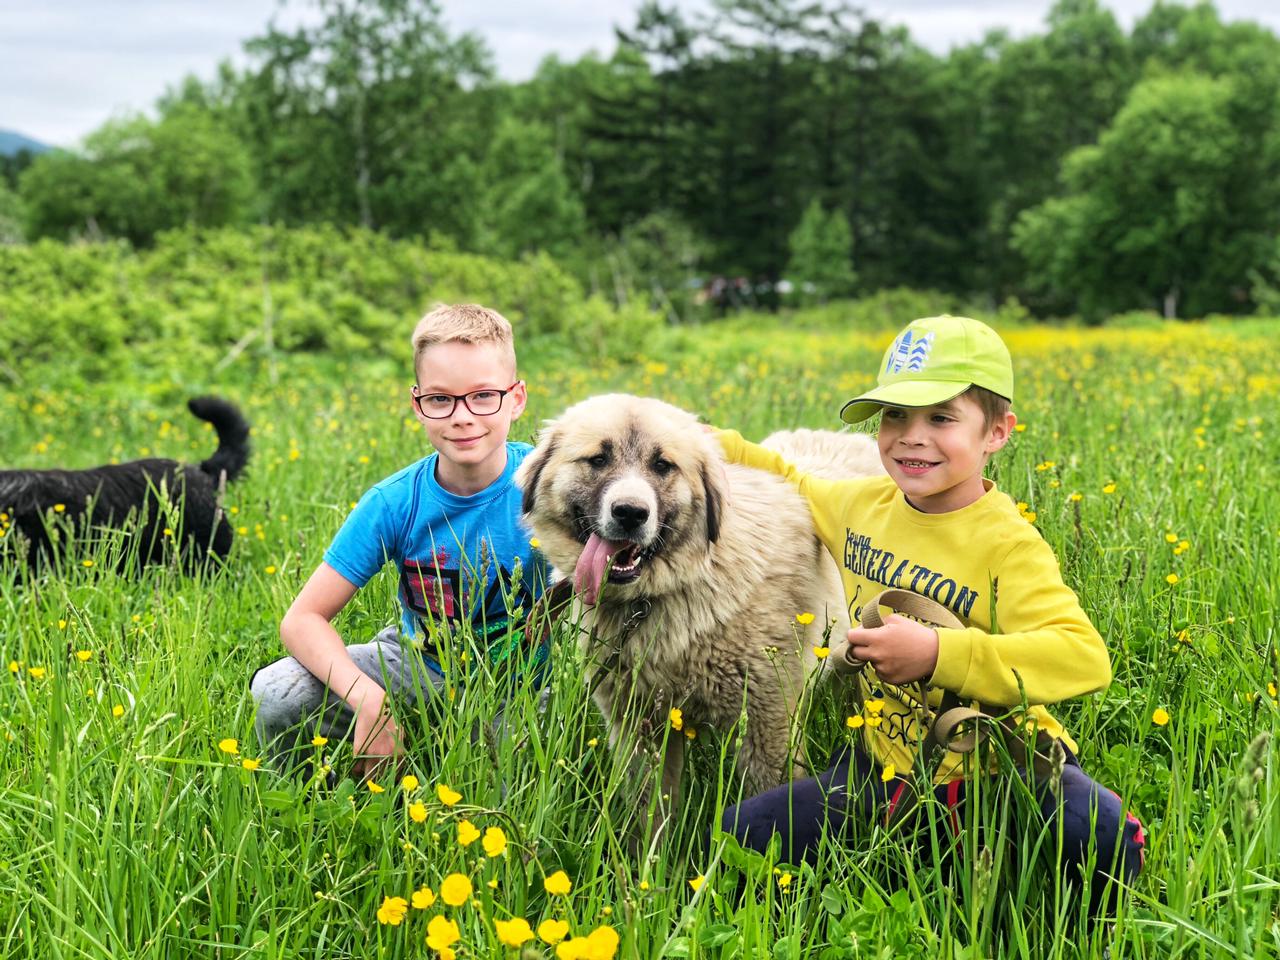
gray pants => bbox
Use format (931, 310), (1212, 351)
(249, 627), (547, 766)
(249, 626), (444, 763)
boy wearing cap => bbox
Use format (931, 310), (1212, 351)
(714, 315), (1144, 913)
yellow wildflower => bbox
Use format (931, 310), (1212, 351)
(28, 667), (46, 679)
(846, 715), (864, 729)
(669, 708), (683, 731)
(75, 650), (92, 662)
(412, 885), (436, 909)
(241, 758), (261, 771)
(1165, 533), (1177, 543)
(530, 538), (541, 549)
(1069, 492), (1083, 502)
(376, 895), (408, 926)
(494, 917), (535, 947)
(1102, 483), (1116, 494)
(367, 781), (385, 794)
(544, 870), (572, 895)
(457, 819), (480, 846)
(112, 704), (125, 718)
(1165, 573), (1179, 585)
(688, 875), (704, 892)
(311, 735), (328, 747)
(434, 782), (459, 804)
(795, 612), (815, 625)
(218, 738), (239, 755)
(482, 825), (508, 857)
(777, 871), (792, 890)
(53, 503), (65, 513)
(426, 914), (461, 949)
(7, 661), (18, 674)
(865, 716), (882, 728)
(813, 646), (830, 659)
(1152, 708), (1170, 727)
(881, 764), (896, 782)
(864, 698), (884, 712)
(440, 873), (472, 906)
(408, 801), (427, 823)
(538, 918), (570, 944)
(264, 565), (276, 575)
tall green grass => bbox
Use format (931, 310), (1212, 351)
(1, 318), (1276, 958)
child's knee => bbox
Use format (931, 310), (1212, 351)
(1056, 765), (1145, 882)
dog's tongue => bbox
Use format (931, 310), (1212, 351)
(574, 533), (628, 606)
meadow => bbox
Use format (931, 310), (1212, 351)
(1, 312), (1277, 959)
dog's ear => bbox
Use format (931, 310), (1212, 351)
(516, 431), (557, 516)
(700, 458), (726, 544)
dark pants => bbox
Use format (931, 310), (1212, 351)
(720, 743), (1145, 915)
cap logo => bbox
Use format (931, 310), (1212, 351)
(885, 330), (935, 375)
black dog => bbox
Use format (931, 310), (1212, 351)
(0, 396), (250, 571)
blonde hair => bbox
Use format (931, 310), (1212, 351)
(411, 303), (517, 380)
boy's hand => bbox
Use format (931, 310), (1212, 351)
(846, 615), (939, 685)
(353, 697), (403, 777)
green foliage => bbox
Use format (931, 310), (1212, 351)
(0, 227), (659, 377)
(786, 199), (857, 305)
(1013, 70), (1280, 319)
(0, 179), (21, 243)
(19, 106), (256, 246)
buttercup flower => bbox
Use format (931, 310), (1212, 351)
(457, 820), (480, 846)
(409, 801), (428, 823)
(482, 825), (507, 857)
(402, 775), (421, 792)
(688, 875), (704, 892)
(1166, 573), (1179, 585)
(426, 914), (461, 949)
(1152, 708), (1170, 727)
(376, 895), (409, 925)
(28, 667), (46, 679)
(881, 764), (896, 782)
(311, 735), (328, 747)
(440, 872), (472, 906)
(846, 715), (864, 729)
(112, 704), (125, 718)
(435, 782), (460, 805)
(777, 871), (792, 889)
(668, 708), (683, 731)
(367, 781), (385, 794)
(538, 918), (570, 944)
(544, 870), (572, 895)
(796, 612), (815, 625)
(75, 650), (92, 662)
(813, 646), (830, 659)
(494, 917), (535, 947)
(218, 738), (239, 755)
(412, 885), (437, 909)
(555, 925), (620, 960)
(241, 758), (261, 771)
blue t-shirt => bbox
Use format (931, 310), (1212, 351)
(324, 443), (550, 671)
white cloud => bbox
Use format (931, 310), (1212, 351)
(2, 0), (1277, 146)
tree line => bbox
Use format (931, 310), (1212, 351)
(3, 0), (1279, 322)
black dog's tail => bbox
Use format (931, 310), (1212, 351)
(190, 396), (251, 484)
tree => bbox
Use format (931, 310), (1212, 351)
(475, 116), (586, 262)
(785, 198), (856, 303)
(19, 105), (256, 246)
(238, 0), (491, 237)
(1013, 72), (1280, 318)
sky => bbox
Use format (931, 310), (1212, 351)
(3, 0), (1279, 147)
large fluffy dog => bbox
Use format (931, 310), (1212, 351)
(517, 394), (882, 820)
(0, 396), (250, 571)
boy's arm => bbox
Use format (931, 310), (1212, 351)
(928, 537), (1112, 707)
(280, 562), (402, 776)
(714, 428), (845, 536)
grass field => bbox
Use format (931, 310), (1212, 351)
(1, 315), (1277, 959)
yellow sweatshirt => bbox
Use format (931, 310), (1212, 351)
(718, 429), (1112, 783)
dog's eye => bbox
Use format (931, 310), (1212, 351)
(652, 458), (675, 477)
(587, 453), (610, 469)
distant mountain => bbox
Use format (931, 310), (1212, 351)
(0, 130), (51, 157)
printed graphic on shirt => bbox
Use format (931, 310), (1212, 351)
(399, 545), (534, 651)
(843, 528), (980, 622)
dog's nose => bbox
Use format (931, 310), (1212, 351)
(611, 502), (649, 530)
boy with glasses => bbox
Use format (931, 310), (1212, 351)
(251, 304), (550, 775)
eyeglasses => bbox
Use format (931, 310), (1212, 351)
(412, 382), (522, 419)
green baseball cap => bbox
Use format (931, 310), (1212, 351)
(840, 315), (1014, 424)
